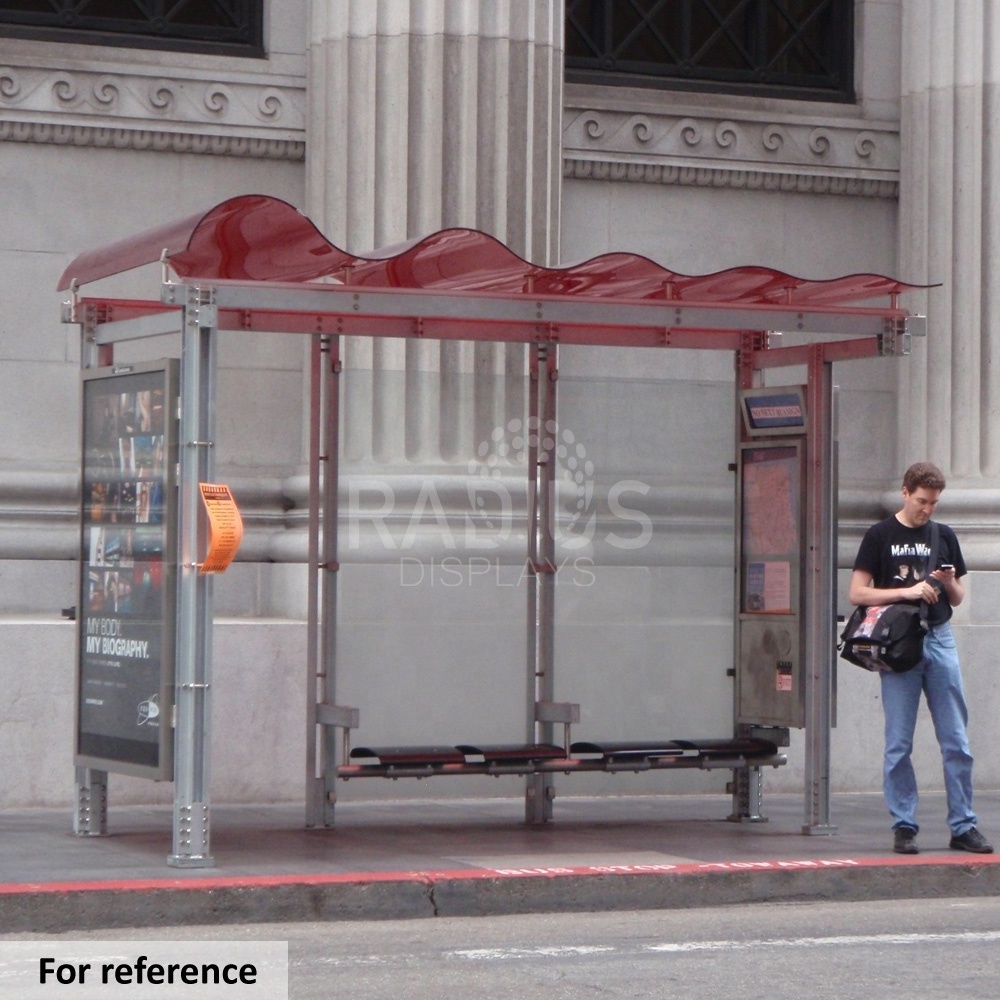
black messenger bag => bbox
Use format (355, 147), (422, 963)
(839, 602), (929, 673)
(839, 522), (940, 674)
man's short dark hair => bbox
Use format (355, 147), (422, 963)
(903, 462), (946, 493)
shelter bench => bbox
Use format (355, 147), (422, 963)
(336, 736), (786, 780)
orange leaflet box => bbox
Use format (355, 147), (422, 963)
(198, 483), (244, 574)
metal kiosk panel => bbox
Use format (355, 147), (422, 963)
(737, 437), (806, 728)
(75, 360), (179, 781)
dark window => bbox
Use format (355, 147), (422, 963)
(0, 1), (263, 58)
(566, 0), (854, 102)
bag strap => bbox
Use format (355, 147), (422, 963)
(928, 520), (940, 569)
(920, 521), (941, 624)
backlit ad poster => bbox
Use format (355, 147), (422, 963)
(76, 361), (178, 779)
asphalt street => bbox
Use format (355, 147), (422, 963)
(3, 897), (999, 1000)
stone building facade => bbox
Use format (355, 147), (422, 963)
(1, 1), (997, 810)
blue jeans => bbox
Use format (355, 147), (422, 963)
(880, 622), (977, 836)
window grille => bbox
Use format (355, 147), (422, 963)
(566, 0), (854, 101)
(0, 1), (263, 57)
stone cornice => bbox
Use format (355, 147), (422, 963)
(0, 120), (304, 158)
(1, 58), (901, 191)
(0, 58), (305, 158)
(563, 94), (900, 198)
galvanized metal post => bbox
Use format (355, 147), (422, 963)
(306, 333), (355, 828)
(73, 299), (111, 837)
(73, 765), (108, 837)
(306, 334), (323, 827)
(525, 342), (558, 824)
(168, 284), (217, 867)
(802, 345), (837, 835)
(730, 335), (765, 824)
(320, 335), (342, 826)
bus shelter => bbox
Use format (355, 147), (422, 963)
(59, 195), (926, 867)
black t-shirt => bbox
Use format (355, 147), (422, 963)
(853, 515), (966, 626)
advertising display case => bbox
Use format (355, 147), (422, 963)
(75, 360), (179, 780)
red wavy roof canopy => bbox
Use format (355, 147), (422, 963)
(57, 194), (926, 310)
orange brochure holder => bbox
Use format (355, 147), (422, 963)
(198, 483), (244, 574)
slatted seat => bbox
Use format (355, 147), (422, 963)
(348, 745), (466, 767)
(338, 737), (785, 779)
(453, 743), (566, 764)
(570, 738), (780, 763)
(569, 741), (693, 761)
(672, 738), (779, 758)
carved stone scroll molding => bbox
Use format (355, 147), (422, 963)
(0, 62), (305, 154)
(563, 101), (900, 198)
(563, 159), (898, 198)
(0, 120), (304, 158)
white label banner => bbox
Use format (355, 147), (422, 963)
(0, 941), (287, 999)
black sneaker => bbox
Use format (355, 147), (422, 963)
(949, 828), (994, 853)
(893, 826), (919, 854)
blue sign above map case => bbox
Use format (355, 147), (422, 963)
(740, 386), (807, 437)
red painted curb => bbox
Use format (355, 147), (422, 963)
(2, 852), (997, 897)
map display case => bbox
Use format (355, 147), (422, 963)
(736, 389), (807, 727)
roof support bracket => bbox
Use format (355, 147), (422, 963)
(737, 330), (770, 387)
(879, 316), (911, 356)
(185, 285), (218, 332)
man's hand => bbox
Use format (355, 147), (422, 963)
(904, 579), (939, 604)
(848, 567), (963, 608)
(929, 565), (964, 607)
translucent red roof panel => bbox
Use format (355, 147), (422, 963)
(57, 194), (927, 307)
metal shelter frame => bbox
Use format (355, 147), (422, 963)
(59, 195), (926, 867)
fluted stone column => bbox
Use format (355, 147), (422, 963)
(897, 2), (995, 486)
(305, 0), (563, 471)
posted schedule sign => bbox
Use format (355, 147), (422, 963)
(76, 361), (179, 779)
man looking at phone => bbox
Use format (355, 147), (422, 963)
(848, 462), (992, 855)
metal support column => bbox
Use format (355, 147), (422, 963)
(307, 334), (346, 828)
(73, 298), (112, 837)
(525, 342), (558, 824)
(168, 285), (217, 867)
(730, 334), (767, 824)
(802, 345), (837, 835)
(729, 753), (766, 823)
(320, 336), (344, 826)
(73, 765), (108, 837)
(306, 335), (324, 827)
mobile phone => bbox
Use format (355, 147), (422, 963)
(941, 563), (954, 571)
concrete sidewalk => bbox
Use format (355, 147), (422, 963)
(2, 791), (999, 932)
